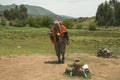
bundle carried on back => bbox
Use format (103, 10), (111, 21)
(97, 48), (118, 58)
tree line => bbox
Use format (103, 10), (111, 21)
(0, 4), (74, 29)
(0, 5), (53, 28)
(96, 0), (120, 26)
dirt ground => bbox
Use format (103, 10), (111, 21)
(0, 53), (120, 80)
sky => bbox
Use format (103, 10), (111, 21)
(0, 0), (117, 18)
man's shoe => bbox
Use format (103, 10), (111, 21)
(61, 60), (64, 64)
(57, 59), (61, 64)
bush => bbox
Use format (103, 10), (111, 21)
(63, 19), (74, 29)
(89, 23), (97, 31)
(14, 19), (26, 27)
(9, 19), (26, 27)
(26, 16), (39, 27)
(0, 18), (6, 26)
(40, 16), (53, 28)
(76, 23), (83, 29)
(26, 16), (53, 28)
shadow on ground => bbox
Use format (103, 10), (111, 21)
(44, 60), (60, 64)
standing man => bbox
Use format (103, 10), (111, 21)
(49, 19), (69, 63)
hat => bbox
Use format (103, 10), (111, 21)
(54, 19), (62, 24)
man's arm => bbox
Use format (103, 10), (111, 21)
(64, 31), (69, 44)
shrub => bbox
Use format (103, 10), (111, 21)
(76, 23), (83, 29)
(9, 19), (26, 27)
(0, 18), (6, 26)
(40, 16), (53, 28)
(89, 23), (97, 31)
(26, 16), (37, 27)
(63, 19), (74, 29)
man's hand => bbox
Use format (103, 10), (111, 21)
(57, 33), (60, 36)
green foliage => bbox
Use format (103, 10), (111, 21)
(26, 16), (53, 28)
(63, 19), (74, 29)
(114, 2), (120, 26)
(4, 5), (28, 21)
(1, 4), (73, 28)
(9, 19), (26, 27)
(76, 23), (83, 29)
(88, 23), (97, 31)
(3, 5), (28, 27)
(18, 5), (28, 20)
(14, 19), (26, 27)
(74, 17), (96, 29)
(40, 16), (53, 28)
(9, 20), (14, 26)
(96, 0), (120, 26)
(0, 4), (74, 20)
(0, 18), (6, 26)
(96, 1), (113, 26)
(26, 16), (38, 27)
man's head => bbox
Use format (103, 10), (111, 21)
(54, 19), (62, 26)
(54, 23), (59, 27)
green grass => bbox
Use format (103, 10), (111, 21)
(0, 26), (54, 56)
(67, 28), (120, 55)
(0, 25), (120, 56)
(0, 39), (54, 56)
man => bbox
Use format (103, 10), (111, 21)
(49, 19), (69, 63)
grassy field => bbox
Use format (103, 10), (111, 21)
(0, 25), (120, 56)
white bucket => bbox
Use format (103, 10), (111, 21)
(82, 64), (89, 69)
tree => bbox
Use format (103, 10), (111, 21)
(19, 4), (28, 20)
(26, 16), (53, 28)
(0, 18), (6, 26)
(62, 19), (74, 29)
(40, 16), (53, 28)
(96, 0), (120, 26)
(96, 3), (104, 26)
(114, 2), (120, 26)
(4, 10), (10, 20)
(3, 5), (28, 27)
(96, 1), (113, 26)
(76, 23), (83, 29)
(89, 23), (97, 31)
(4, 5), (28, 21)
(109, 0), (117, 6)
(26, 16), (37, 27)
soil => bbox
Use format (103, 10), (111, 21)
(0, 53), (120, 80)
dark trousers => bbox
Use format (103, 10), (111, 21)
(55, 36), (67, 61)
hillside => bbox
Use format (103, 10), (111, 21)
(0, 4), (74, 20)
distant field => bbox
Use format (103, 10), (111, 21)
(0, 25), (120, 56)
